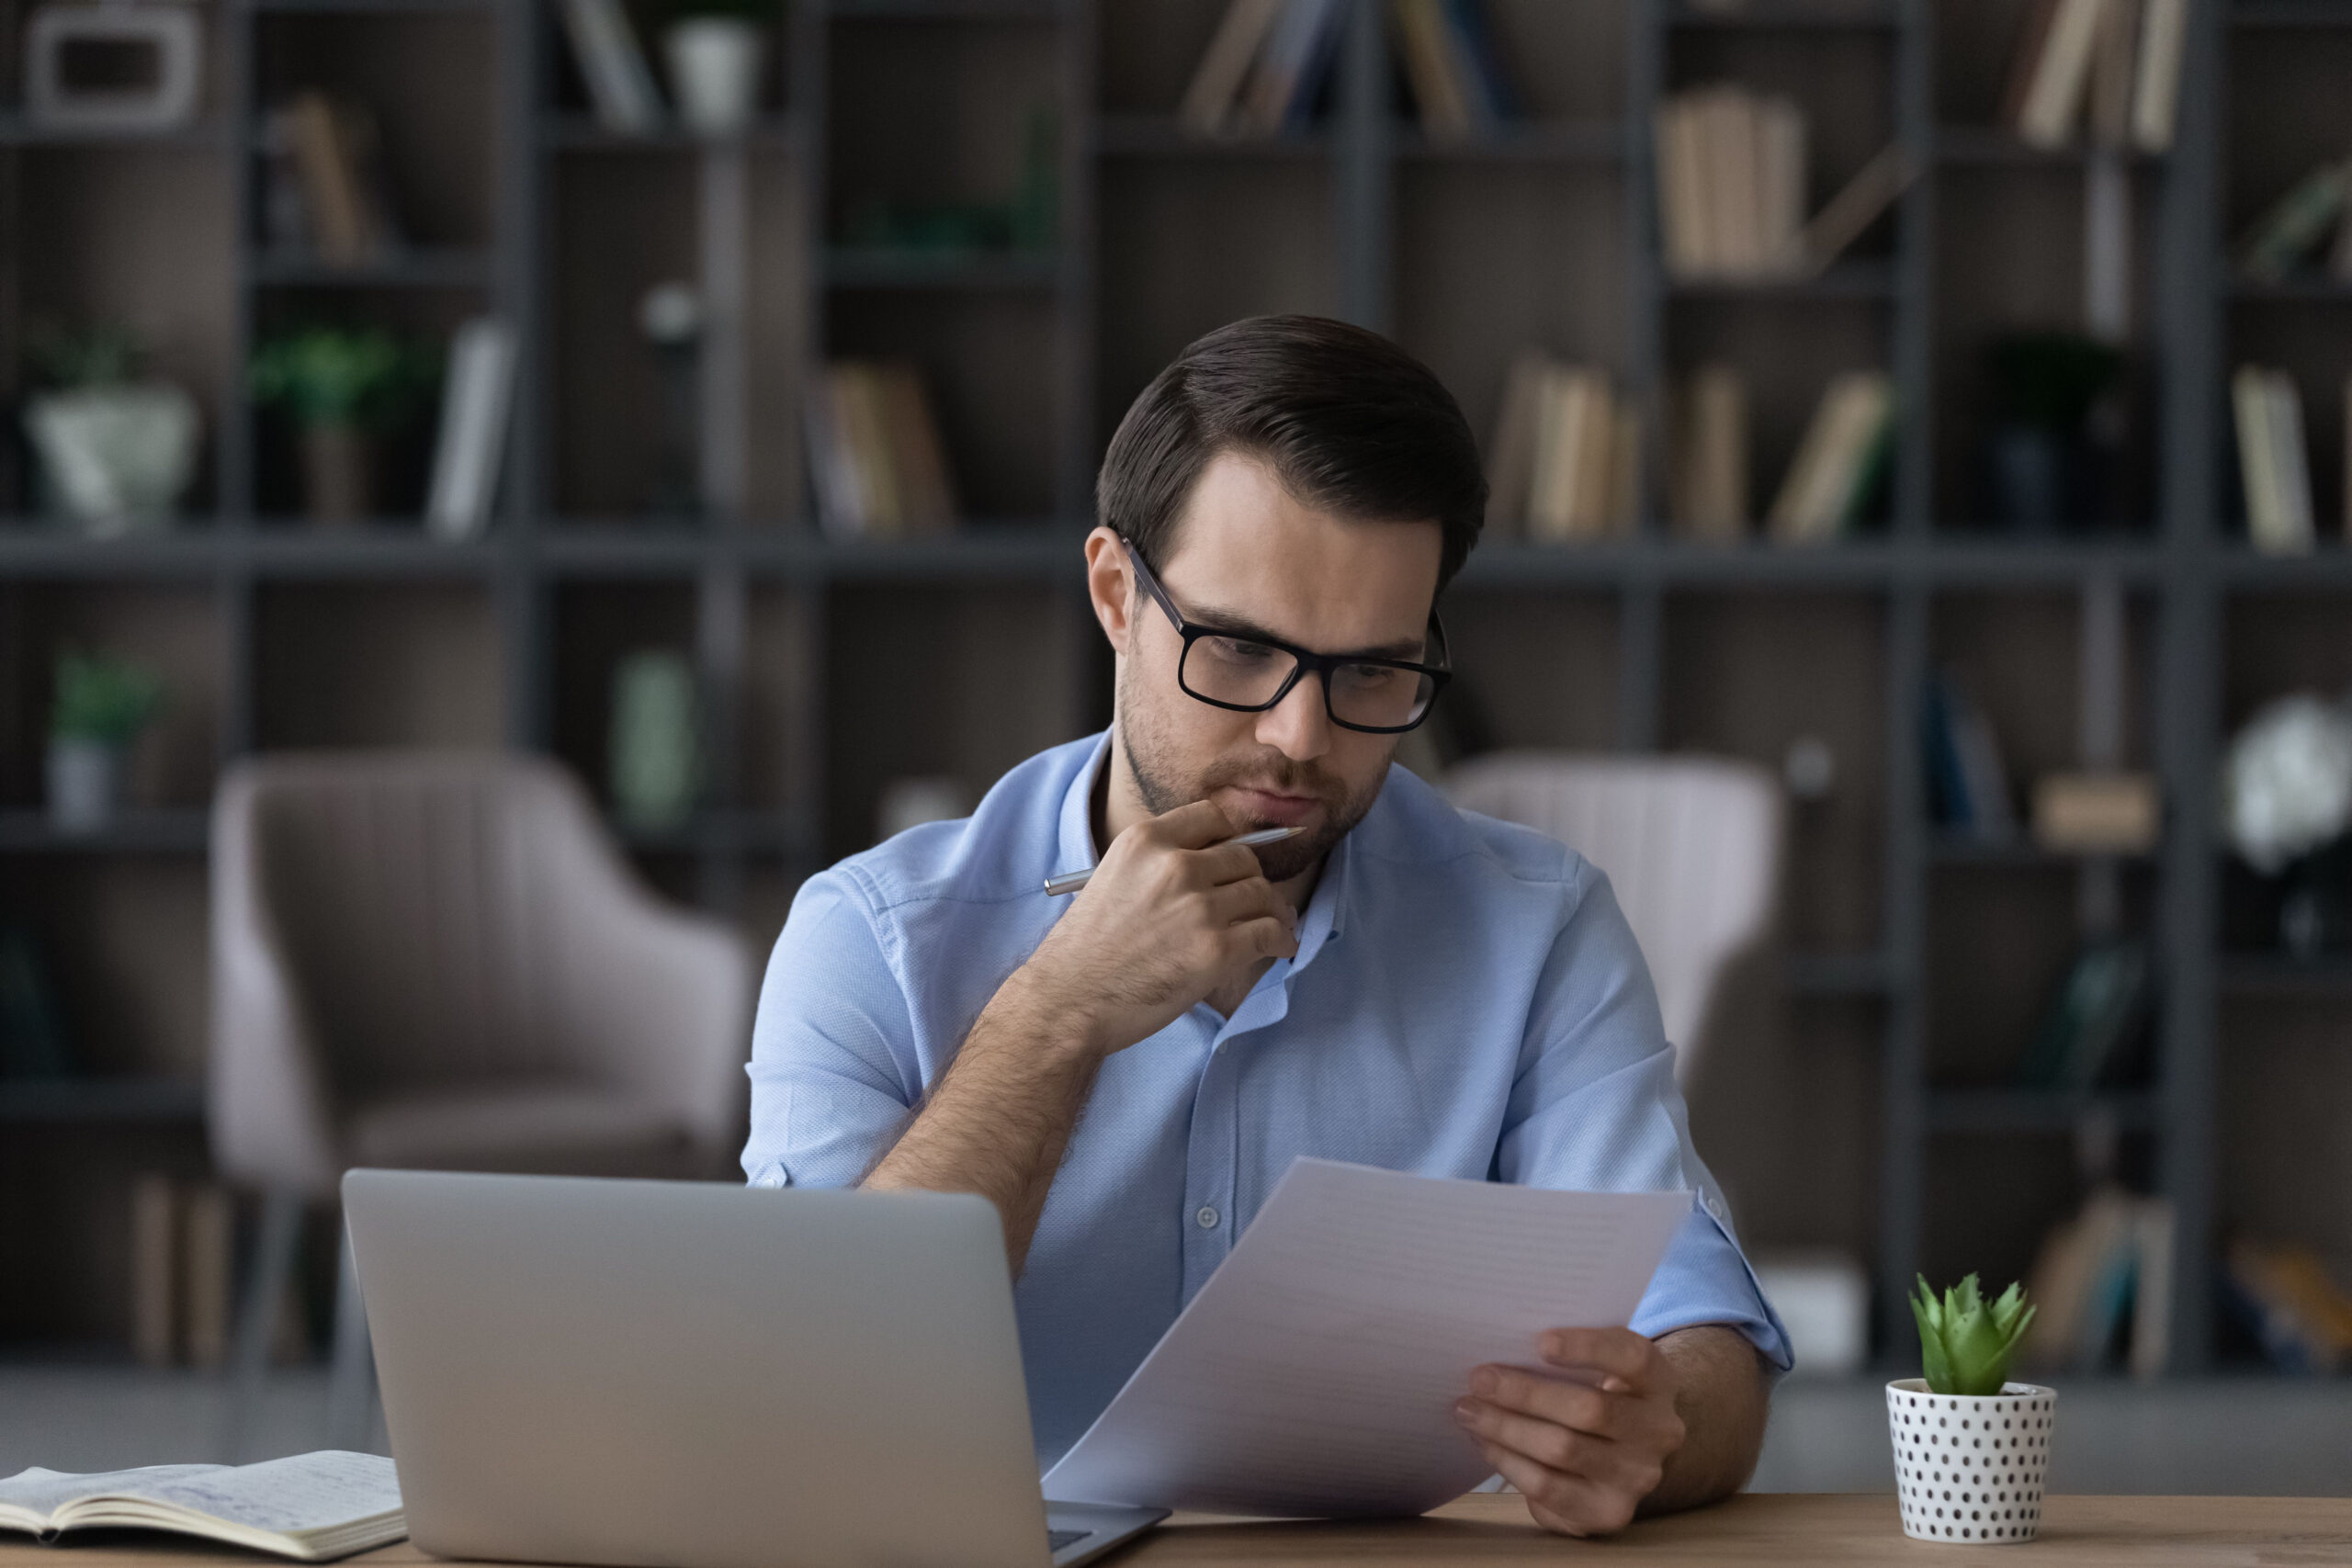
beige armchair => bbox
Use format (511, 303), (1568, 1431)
(209, 750), (752, 1453)
(1444, 751), (1783, 1089)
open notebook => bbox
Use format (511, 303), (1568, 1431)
(0, 1450), (403, 1561)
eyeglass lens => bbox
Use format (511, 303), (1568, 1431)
(1182, 635), (1437, 729)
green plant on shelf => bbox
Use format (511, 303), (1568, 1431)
(1911, 1273), (2036, 1397)
(249, 326), (435, 433)
(51, 652), (165, 746)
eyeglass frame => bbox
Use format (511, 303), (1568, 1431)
(1120, 538), (1453, 735)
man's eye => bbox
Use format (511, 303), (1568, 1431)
(1204, 637), (1280, 665)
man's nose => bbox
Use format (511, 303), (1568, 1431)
(1255, 671), (1333, 764)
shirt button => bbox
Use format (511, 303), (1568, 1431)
(1195, 1206), (1221, 1230)
(1704, 1195), (1724, 1219)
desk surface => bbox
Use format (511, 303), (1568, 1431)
(6, 1495), (2347, 1567)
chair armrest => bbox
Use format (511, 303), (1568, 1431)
(209, 772), (344, 1196)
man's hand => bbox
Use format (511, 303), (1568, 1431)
(1453, 1327), (1687, 1538)
(1018, 797), (1300, 1056)
(863, 798), (1298, 1273)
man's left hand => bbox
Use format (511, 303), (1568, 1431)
(1453, 1326), (1687, 1538)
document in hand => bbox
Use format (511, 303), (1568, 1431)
(1041, 1158), (1690, 1518)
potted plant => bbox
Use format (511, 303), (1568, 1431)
(19, 321), (200, 536)
(1888, 1274), (2050, 1545)
(48, 651), (165, 833)
(249, 326), (433, 524)
(661, 0), (770, 135)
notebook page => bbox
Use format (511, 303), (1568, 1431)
(103, 1452), (400, 1536)
(0, 1466), (227, 1523)
(1041, 1158), (1690, 1518)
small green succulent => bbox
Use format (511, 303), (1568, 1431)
(51, 652), (165, 747)
(1911, 1273), (2036, 1397)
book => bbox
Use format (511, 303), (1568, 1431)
(1923, 670), (2017, 840)
(1668, 363), (1748, 541)
(1655, 85), (1809, 280)
(1391, 0), (1471, 139)
(2030, 771), (2160, 853)
(2129, 1199), (2175, 1382)
(2236, 161), (2352, 284)
(2018, 1184), (2145, 1376)
(2225, 1240), (2352, 1374)
(2014, 938), (2148, 1091)
(1442, 0), (1517, 126)
(2233, 367), (2314, 553)
(280, 92), (398, 265)
(1798, 143), (1917, 277)
(1181, 0), (1286, 136)
(2129, 0), (2188, 152)
(2015, 0), (2107, 149)
(0, 1452), (403, 1562)
(181, 1182), (234, 1370)
(2000, 0), (2064, 132)
(424, 317), (516, 542)
(1767, 371), (1892, 541)
(559, 0), (662, 133)
(1483, 350), (1549, 535)
(808, 361), (959, 539)
(0, 924), (74, 1079)
(1238, 0), (1345, 136)
(1605, 401), (1641, 536)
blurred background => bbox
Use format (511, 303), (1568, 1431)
(3, 0), (2350, 1495)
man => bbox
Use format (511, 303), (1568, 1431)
(743, 315), (1790, 1537)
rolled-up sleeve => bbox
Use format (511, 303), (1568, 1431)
(741, 870), (920, 1190)
(1497, 866), (1794, 1372)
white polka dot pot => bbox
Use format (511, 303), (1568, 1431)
(1885, 1378), (2054, 1545)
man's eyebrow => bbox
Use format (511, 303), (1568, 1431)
(1184, 603), (1429, 661)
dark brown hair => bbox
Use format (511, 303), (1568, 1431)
(1097, 315), (1487, 593)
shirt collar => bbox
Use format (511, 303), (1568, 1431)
(1051, 729), (1353, 976)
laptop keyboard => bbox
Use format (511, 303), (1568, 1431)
(1047, 1528), (1091, 1553)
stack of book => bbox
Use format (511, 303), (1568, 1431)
(1483, 354), (1637, 543)
(1387, 0), (1514, 141)
(1668, 364), (1748, 541)
(260, 91), (403, 265)
(2223, 1239), (2352, 1374)
(1655, 90), (1914, 283)
(2001, 0), (2188, 152)
(2235, 157), (2352, 287)
(2019, 1184), (2175, 1381)
(2230, 366), (2332, 556)
(806, 361), (959, 540)
(128, 1175), (306, 1370)
(1179, 0), (1347, 139)
(1656, 85), (1806, 280)
(1765, 372), (1894, 542)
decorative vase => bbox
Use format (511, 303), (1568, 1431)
(1887, 1379), (2053, 1545)
(663, 17), (765, 135)
(47, 739), (122, 833)
(22, 383), (200, 535)
(610, 650), (699, 830)
(300, 423), (375, 525)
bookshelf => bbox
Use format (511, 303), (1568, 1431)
(3, 0), (2348, 1371)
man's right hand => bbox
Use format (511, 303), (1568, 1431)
(1011, 798), (1300, 1056)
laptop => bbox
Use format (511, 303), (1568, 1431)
(343, 1169), (1164, 1568)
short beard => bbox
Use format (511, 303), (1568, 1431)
(1115, 663), (1389, 885)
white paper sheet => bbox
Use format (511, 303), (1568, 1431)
(1040, 1158), (1690, 1518)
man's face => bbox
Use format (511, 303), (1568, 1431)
(1105, 451), (1443, 884)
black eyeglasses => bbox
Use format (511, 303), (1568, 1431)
(1123, 540), (1451, 735)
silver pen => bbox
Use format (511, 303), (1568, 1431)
(1043, 826), (1301, 897)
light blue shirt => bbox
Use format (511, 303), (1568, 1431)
(743, 732), (1792, 1465)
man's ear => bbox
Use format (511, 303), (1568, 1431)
(1083, 526), (1135, 656)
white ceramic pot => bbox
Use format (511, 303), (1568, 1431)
(22, 382), (199, 535)
(47, 739), (122, 833)
(663, 17), (765, 135)
(1886, 1378), (2054, 1545)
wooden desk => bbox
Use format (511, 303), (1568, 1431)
(6, 1495), (2347, 1567)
